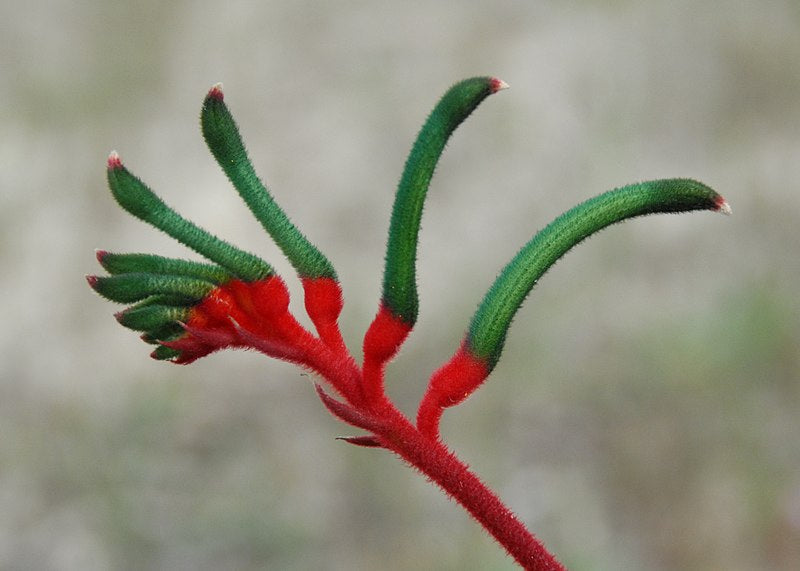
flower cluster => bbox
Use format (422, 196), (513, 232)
(89, 78), (728, 569)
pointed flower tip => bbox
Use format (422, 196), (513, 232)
(489, 77), (509, 93)
(107, 150), (122, 170)
(86, 274), (99, 288)
(714, 195), (732, 215)
(95, 249), (108, 263)
(207, 83), (224, 101)
(337, 435), (383, 448)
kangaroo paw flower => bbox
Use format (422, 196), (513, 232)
(378, 76), (507, 327)
(417, 178), (729, 438)
(91, 78), (728, 571)
(361, 77), (507, 403)
(107, 152), (274, 282)
(94, 150), (329, 366)
(201, 85), (348, 348)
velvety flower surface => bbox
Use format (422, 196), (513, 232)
(90, 78), (729, 570)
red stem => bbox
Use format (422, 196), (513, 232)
(366, 403), (565, 570)
(235, 286), (564, 567)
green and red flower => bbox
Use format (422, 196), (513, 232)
(89, 78), (729, 570)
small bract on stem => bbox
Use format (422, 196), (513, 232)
(89, 77), (728, 570)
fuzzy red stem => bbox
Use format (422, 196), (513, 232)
(303, 345), (363, 405)
(150, 273), (563, 565)
(361, 305), (412, 406)
(314, 334), (564, 567)
(302, 277), (348, 352)
(371, 405), (565, 570)
(417, 343), (490, 439)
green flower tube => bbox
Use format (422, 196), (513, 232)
(201, 84), (337, 280)
(380, 76), (508, 325)
(107, 152), (274, 282)
(467, 178), (730, 369)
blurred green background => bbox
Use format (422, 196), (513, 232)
(2, 1), (798, 569)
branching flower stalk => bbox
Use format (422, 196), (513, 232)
(88, 77), (729, 570)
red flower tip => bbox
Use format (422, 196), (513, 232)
(363, 305), (413, 365)
(714, 195), (732, 215)
(86, 275), (99, 289)
(95, 250), (109, 264)
(107, 150), (122, 170)
(302, 277), (343, 327)
(489, 77), (509, 93)
(208, 83), (224, 101)
(417, 344), (490, 438)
